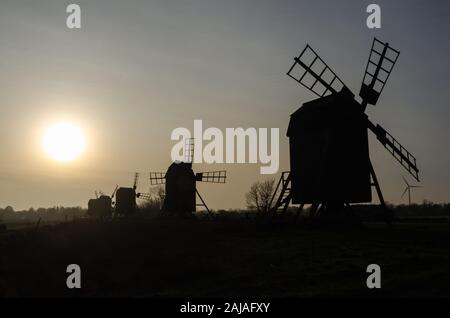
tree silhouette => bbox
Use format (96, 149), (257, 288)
(245, 179), (275, 214)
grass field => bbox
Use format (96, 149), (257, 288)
(1, 215), (450, 297)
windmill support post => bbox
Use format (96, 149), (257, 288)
(196, 189), (211, 216)
(369, 160), (392, 223)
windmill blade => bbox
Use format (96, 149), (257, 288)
(133, 172), (139, 190)
(410, 185), (424, 188)
(287, 44), (349, 98)
(111, 185), (118, 199)
(150, 172), (166, 185)
(184, 138), (195, 164)
(401, 187), (408, 198)
(94, 191), (99, 199)
(367, 120), (419, 181)
(360, 38), (400, 108)
(196, 171), (226, 183)
(136, 192), (152, 201)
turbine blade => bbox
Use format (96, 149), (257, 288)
(401, 187), (408, 198)
(402, 175), (409, 187)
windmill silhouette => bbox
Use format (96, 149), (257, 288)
(401, 175), (423, 205)
(115, 173), (152, 216)
(149, 138), (226, 215)
(269, 37), (420, 220)
(87, 185), (117, 218)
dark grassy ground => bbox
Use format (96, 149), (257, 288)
(1, 215), (450, 297)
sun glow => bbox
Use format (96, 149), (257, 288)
(42, 122), (85, 162)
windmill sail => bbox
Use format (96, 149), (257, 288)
(149, 172), (166, 185)
(195, 171), (226, 183)
(133, 172), (139, 190)
(111, 185), (118, 199)
(367, 120), (419, 181)
(136, 192), (152, 201)
(360, 38), (400, 107)
(184, 138), (195, 164)
(287, 44), (348, 97)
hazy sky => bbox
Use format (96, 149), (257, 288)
(0, 0), (449, 210)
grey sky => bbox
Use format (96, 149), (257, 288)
(0, 0), (449, 210)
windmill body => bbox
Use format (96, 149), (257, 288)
(287, 89), (372, 204)
(115, 173), (140, 216)
(88, 195), (112, 218)
(163, 162), (197, 214)
(115, 187), (137, 215)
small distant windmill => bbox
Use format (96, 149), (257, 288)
(401, 175), (423, 205)
(149, 138), (226, 215)
(115, 173), (152, 215)
(88, 185), (118, 218)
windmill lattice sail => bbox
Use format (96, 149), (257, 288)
(184, 138), (195, 163)
(149, 172), (166, 185)
(368, 121), (419, 181)
(196, 171), (227, 183)
(136, 193), (152, 201)
(287, 44), (347, 97)
(360, 38), (400, 106)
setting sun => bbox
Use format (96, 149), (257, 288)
(42, 122), (85, 162)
